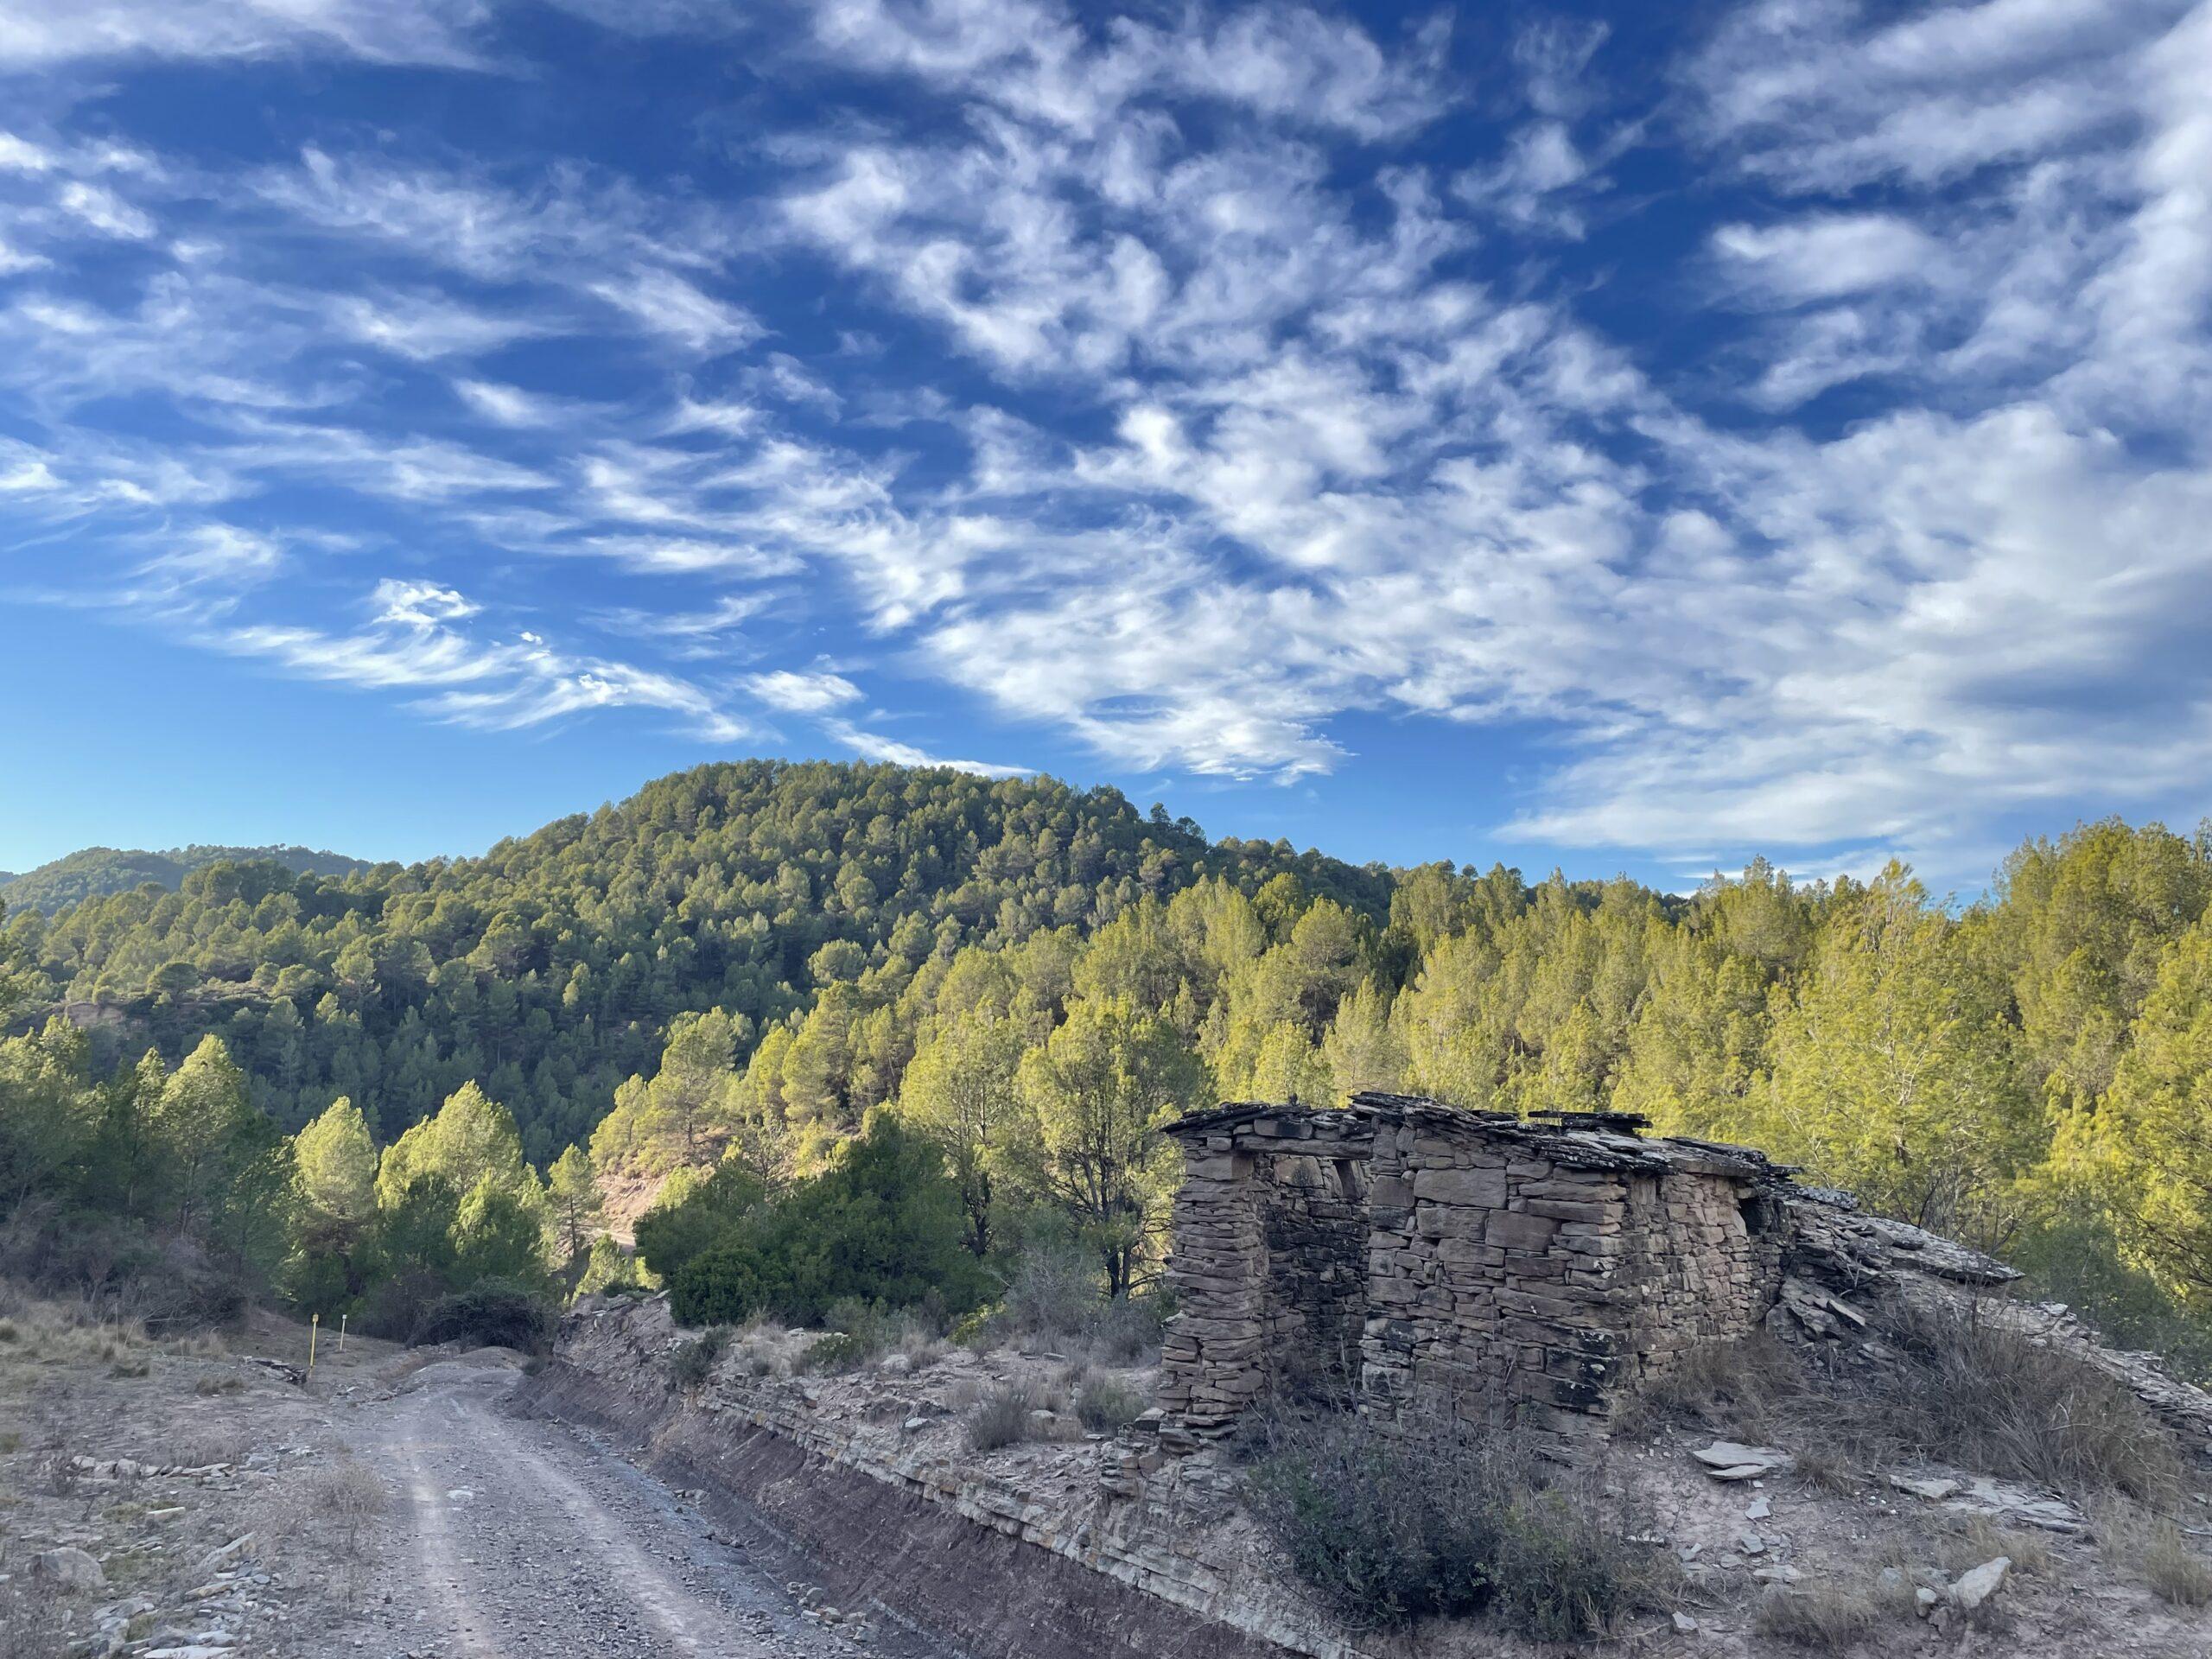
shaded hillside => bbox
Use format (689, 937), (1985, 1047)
(0, 842), (374, 916)
(2, 760), (1392, 1160)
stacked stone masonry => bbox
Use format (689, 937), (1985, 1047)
(1160, 1094), (1789, 1440)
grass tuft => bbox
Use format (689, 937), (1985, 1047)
(1751, 1582), (1883, 1648)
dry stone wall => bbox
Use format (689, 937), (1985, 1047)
(1162, 1095), (1788, 1442)
(1157, 1107), (1379, 1433)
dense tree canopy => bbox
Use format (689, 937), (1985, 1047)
(3, 762), (1388, 1163)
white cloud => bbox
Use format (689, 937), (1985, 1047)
(372, 578), (477, 628)
(453, 378), (563, 427)
(3, 0), (2209, 886)
(745, 669), (862, 714)
(587, 269), (760, 354)
(819, 715), (1028, 779)
(56, 181), (156, 239)
(330, 292), (555, 361)
(221, 588), (751, 741)
(140, 523), (283, 585)
(1711, 213), (1939, 301)
(0, 132), (55, 172)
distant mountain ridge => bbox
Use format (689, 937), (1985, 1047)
(0, 843), (375, 915)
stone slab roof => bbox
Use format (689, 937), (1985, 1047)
(1165, 1092), (1789, 1183)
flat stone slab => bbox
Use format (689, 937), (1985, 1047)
(1690, 1440), (1794, 1480)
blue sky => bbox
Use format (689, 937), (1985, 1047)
(1, 0), (2208, 896)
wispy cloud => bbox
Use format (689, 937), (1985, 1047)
(0, 0), (494, 69)
(222, 580), (752, 741)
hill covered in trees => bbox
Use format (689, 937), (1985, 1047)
(0, 842), (374, 916)
(5, 760), (2212, 1370)
(1, 762), (1389, 1160)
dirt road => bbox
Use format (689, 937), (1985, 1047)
(332, 1356), (883, 1659)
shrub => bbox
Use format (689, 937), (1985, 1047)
(635, 1161), (766, 1284)
(666, 1327), (728, 1390)
(410, 1278), (552, 1352)
(670, 1243), (769, 1327)
(1074, 1372), (1146, 1433)
(978, 1242), (1170, 1363)
(660, 1117), (988, 1329)
(1243, 1408), (1671, 1636)
(967, 1382), (1044, 1452)
(798, 1331), (874, 1374)
(1491, 1481), (1675, 1640)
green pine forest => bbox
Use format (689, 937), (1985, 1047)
(5, 760), (2212, 1368)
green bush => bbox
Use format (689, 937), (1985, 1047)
(798, 1331), (874, 1374)
(410, 1277), (552, 1351)
(661, 1116), (988, 1328)
(635, 1161), (766, 1284)
(670, 1243), (768, 1327)
(1243, 1408), (1671, 1636)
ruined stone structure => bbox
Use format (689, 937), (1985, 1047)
(1158, 1094), (1793, 1440)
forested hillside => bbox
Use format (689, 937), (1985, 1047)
(1, 762), (1389, 1160)
(0, 842), (374, 916)
(5, 761), (2212, 1368)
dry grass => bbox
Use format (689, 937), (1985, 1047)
(1615, 1333), (1800, 1439)
(1936, 1516), (2053, 1578)
(2141, 1528), (2212, 1607)
(1750, 1581), (1884, 1648)
(169, 1425), (254, 1468)
(1622, 1300), (2185, 1510)
(963, 1381), (1050, 1450)
(2097, 1501), (2212, 1608)
(1073, 1369), (1147, 1433)
(257, 1453), (388, 1611)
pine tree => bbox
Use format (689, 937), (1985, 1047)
(2063, 916), (2212, 1302)
(897, 1008), (1021, 1255)
(1013, 996), (1206, 1297)
(546, 1144), (606, 1267)
(295, 1097), (377, 1236)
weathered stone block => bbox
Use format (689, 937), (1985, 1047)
(1413, 1166), (1508, 1208)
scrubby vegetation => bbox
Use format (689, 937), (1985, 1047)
(1240, 1405), (1674, 1636)
(1632, 1304), (2188, 1513)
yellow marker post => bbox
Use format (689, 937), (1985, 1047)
(308, 1312), (319, 1379)
(339, 1313), (347, 1354)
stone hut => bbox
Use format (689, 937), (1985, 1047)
(1156, 1093), (1791, 1441)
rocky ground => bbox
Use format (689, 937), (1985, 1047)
(556, 1294), (2212, 1659)
(0, 1294), (905, 1659)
